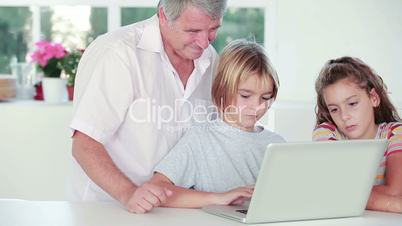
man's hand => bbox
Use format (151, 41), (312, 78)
(124, 182), (172, 213)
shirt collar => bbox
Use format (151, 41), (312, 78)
(195, 48), (213, 78)
(137, 15), (163, 53)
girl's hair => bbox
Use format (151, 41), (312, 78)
(211, 39), (279, 111)
(315, 56), (401, 126)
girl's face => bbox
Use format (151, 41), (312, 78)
(224, 74), (274, 132)
(323, 78), (380, 139)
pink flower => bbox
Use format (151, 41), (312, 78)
(30, 41), (67, 67)
(53, 43), (67, 58)
(30, 41), (68, 77)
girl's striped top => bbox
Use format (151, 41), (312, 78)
(312, 122), (402, 185)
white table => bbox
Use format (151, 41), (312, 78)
(1, 199), (402, 226)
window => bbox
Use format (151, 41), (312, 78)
(0, 2), (267, 74)
(0, 7), (32, 74)
(40, 6), (107, 50)
(121, 7), (156, 26)
(214, 8), (264, 52)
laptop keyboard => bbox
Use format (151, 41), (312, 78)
(236, 209), (248, 215)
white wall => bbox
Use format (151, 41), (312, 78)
(270, 0), (402, 106)
(0, 102), (72, 200)
(263, 102), (316, 142)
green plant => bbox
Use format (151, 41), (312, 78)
(59, 49), (83, 86)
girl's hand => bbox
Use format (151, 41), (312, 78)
(212, 185), (254, 206)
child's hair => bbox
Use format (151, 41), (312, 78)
(315, 56), (401, 126)
(211, 39), (279, 111)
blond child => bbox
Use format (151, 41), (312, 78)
(128, 40), (285, 213)
(313, 56), (402, 213)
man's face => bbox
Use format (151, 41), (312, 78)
(159, 5), (222, 60)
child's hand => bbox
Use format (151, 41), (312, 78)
(125, 182), (172, 213)
(213, 185), (254, 206)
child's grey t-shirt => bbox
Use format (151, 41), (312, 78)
(154, 119), (285, 192)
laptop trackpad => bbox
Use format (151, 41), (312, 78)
(202, 202), (250, 221)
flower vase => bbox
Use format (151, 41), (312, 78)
(67, 85), (74, 101)
(42, 77), (67, 103)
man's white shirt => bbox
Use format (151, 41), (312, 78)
(70, 15), (218, 201)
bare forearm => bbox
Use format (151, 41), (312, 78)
(366, 189), (402, 213)
(373, 184), (402, 197)
(158, 183), (216, 208)
(72, 131), (137, 204)
(367, 155), (402, 213)
(149, 174), (217, 208)
(148, 173), (253, 209)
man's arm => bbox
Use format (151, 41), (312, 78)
(72, 131), (137, 204)
(72, 131), (170, 213)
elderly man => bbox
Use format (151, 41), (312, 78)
(70, 0), (227, 213)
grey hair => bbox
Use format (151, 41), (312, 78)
(157, 0), (227, 22)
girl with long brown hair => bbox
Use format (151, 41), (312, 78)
(313, 56), (402, 213)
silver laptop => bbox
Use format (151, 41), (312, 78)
(202, 139), (387, 224)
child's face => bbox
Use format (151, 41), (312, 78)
(223, 74), (274, 132)
(323, 78), (380, 139)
